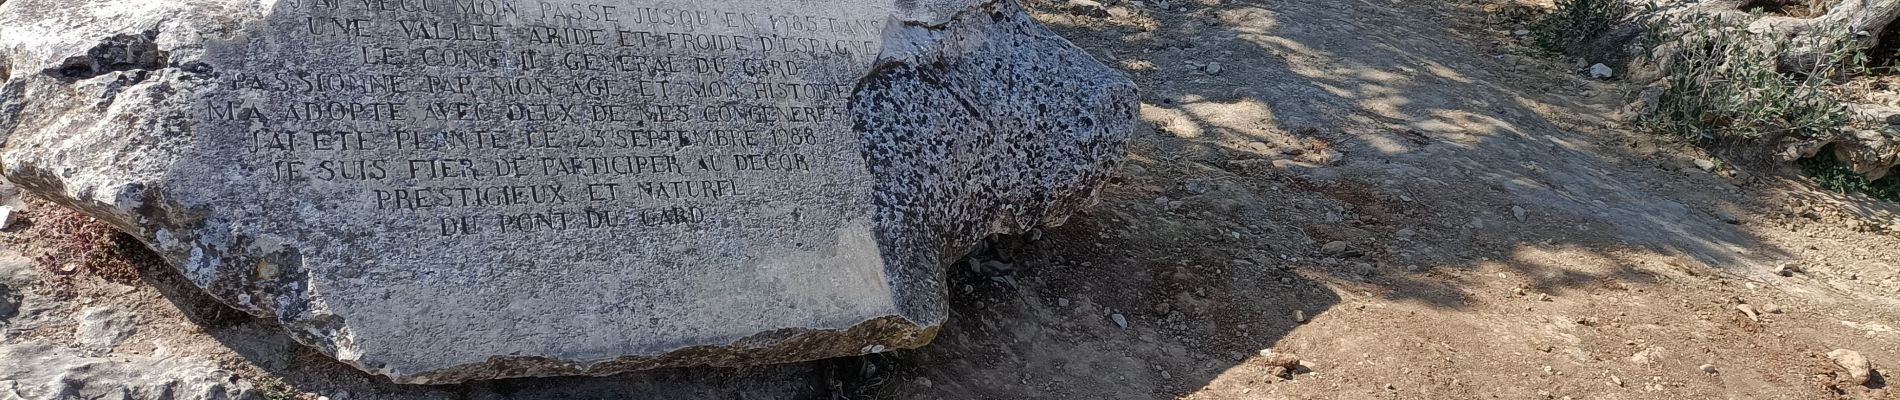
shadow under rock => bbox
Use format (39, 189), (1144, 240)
(132, 246), (839, 399)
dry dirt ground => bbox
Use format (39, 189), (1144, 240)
(4, 0), (1900, 399)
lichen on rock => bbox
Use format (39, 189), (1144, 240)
(0, 0), (1133, 383)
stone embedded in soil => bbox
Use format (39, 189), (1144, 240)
(1735, 304), (1760, 322)
(0, 0), (1134, 383)
(1827, 349), (1873, 386)
(1256, 350), (1301, 370)
(1064, 0), (1110, 17)
(1322, 241), (1350, 254)
(76, 307), (136, 352)
(1775, 263), (1804, 277)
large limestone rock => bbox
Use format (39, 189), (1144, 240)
(0, 0), (1133, 383)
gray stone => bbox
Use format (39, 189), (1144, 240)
(0, 0), (1134, 383)
(1634, 85), (1664, 115)
(1589, 63), (1614, 79)
(1184, 179), (1209, 194)
(1321, 241), (1349, 254)
(76, 306), (136, 351)
(0, 174), (17, 204)
(0, 343), (258, 399)
(1065, 0), (1111, 17)
(0, 284), (17, 323)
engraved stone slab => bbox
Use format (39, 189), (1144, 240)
(0, 0), (1134, 383)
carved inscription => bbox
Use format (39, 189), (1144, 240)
(204, 0), (884, 236)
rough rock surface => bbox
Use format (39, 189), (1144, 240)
(0, 0), (1133, 384)
(0, 343), (262, 399)
(1828, 349), (1874, 386)
(75, 306), (137, 352)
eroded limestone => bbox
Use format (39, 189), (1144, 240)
(0, 0), (1133, 383)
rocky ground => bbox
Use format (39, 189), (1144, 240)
(3, 0), (1899, 398)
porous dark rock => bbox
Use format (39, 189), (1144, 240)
(0, 0), (1134, 383)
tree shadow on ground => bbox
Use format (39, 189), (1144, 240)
(858, 0), (1830, 398)
(90, 0), (1862, 398)
(1031, 0), (1782, 305)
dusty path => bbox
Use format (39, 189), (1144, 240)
(879, 0), (1900, 398)
(2, 0), (1899, 399)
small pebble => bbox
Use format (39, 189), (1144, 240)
(1698, 364), (1718, 374)
(1293, 310), (1307, 323)
(1322, 241), (1349, 254)
(1112, 313), (1129, 329)
(1735, 304), (1759, 322)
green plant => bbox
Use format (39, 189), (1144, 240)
(1640, 14), (1865, 142)
(1530, 0), (1634, 54)
(257, 377), (299, 400)
(1800, 147), (1900, 202)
